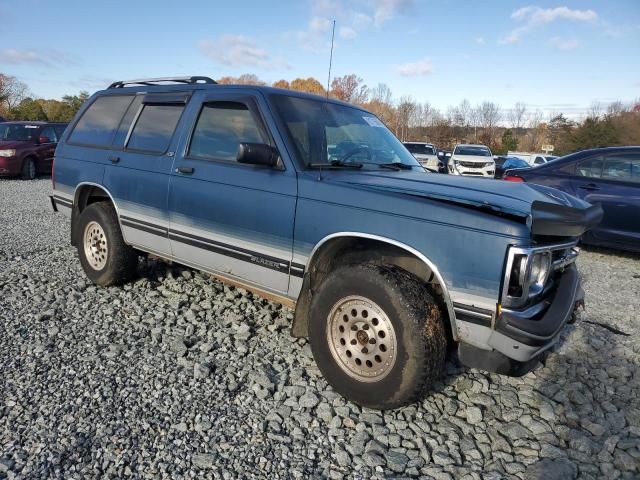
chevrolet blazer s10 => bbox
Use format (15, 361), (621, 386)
(50, 76), (602, 409)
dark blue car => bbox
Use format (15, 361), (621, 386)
(504, 146), (640, 253)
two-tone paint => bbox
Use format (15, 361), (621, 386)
(51, 83), (599, 369)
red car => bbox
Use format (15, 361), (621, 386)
(0, 121), (67, 179)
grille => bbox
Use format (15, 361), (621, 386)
(459, 161), (491, 168)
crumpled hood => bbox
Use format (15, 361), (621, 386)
(327, 170), (602, 236)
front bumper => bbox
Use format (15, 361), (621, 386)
(0, 156), (20, 176)
(451, 164), (494, 177)
(459, 264), (583, 375)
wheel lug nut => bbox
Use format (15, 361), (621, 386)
(368, 338), (376, 344)
(361, 347), (368, 354)
(362, 324), (369, 330)
(351, 325), (358, 331)
(350, 339), (357, 345)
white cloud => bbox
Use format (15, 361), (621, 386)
(0, 48), (77, 67)
(511, 6), (597, 24)
(372, 0), (415, 27)
(198, 35), (288, 69)
(548, 37), (579, 50)
(288, 0), (413, 52)
(310, 16), (332, 33)
(500, 5), (598, 45)
(475, 36), (485, 45)
(339, 26), (357, 39)
(395, 59), (433, 77)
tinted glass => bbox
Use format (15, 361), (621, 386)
(69, 95), (133, 147)
(404, 144), (435, 155)
(53, 124), (67, 139)
(602, 154), (640, 182)
(40, 126), (57, 142)
(576, 157), (603, 178)
(127, 104), (184, 153)
(189, 102), (266, 162)
(112, 96), (143, 148)
(534, 157), (545, 164)
(0, 124), (40, 141)
(454, 146), (491, 156)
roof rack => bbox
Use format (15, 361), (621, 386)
(108, 76), (217, 89)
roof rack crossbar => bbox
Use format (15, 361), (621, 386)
(108, 76), (216, 89)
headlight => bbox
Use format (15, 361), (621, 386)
(0, 149), (16, 157)
(528, 252), (551, 295)
(503, 247), (564, 308)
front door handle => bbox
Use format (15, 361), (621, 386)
(108, 155), (120, 164)
(176, 166), (194, 174)
(579, 183), (600, 191)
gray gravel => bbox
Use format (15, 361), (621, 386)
(1, 178), (639, 479)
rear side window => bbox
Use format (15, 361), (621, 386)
(126, 104), (184, 154)
(602, 153), (640, 183)
(188, 102), (266, 162)
(576, 157), (603, 178)
(68, 95), (134, 147)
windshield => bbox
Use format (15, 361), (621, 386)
(0, 124), (40, 142)
(454, 146), (491, 156)
(271, 95), (420, 169)
(505, 158), (529, 168)
(404, 143), (435, 155)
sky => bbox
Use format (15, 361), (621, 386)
(0, 0), (639, 119)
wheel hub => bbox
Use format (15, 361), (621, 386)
(83, 221), (108, 270)
(326, 295), (397, 382)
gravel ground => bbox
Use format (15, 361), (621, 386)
(1, 178), (638, 480)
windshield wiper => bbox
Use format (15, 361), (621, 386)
(359, 161), (414, 171)
(309, 160), (363, 169)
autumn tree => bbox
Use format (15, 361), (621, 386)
(0, 74), (29, 117)
(216, 74), (265, 85)
(290, 77), (326, 96)
(330, 74), (368, 105)
(508, 102), (527, 132)
(272, 79), (290, 89)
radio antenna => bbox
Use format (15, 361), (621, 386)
(326, 19), (336, 98)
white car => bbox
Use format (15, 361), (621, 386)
(450, 144), (495, 177)
(507, 151), (558, 166)
(403, 142), (440, 171)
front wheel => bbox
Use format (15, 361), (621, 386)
(309, 264), (447, 410)
(75, 202), (138, 286)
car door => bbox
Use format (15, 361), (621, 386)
(36, 125), (58, 173)
(167, 90), (297, 294)
(570, 152), (640, 246)
(102, 92), (189, 257)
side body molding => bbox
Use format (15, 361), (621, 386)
(300, 232), (458, 339)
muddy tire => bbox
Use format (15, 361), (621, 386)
(308, 263), (447, 410)
(75, 201), (138, 286)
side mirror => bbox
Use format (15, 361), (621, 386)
(237, 143), (279, 167)
(39, 136), (50, 144)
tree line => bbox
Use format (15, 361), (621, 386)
(3, 72), (639, 155)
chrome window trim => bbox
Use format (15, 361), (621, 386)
(305, 232), (459, 339)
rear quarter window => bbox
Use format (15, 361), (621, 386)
(126, 104), (184, 154)
(68, 95), (134, 147)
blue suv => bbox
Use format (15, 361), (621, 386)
(51, 76), (602, 409)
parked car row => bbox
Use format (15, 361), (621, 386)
(0, 121), (68, 179)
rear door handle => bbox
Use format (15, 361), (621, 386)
(176, 166), (194, 174)
(108, 155), (120, 164)
(579, 183), (600, 191)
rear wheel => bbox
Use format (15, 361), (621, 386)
(75, 202), (138, 286)
(309, 264), (447, 409)
(21, 157), (36, 180)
